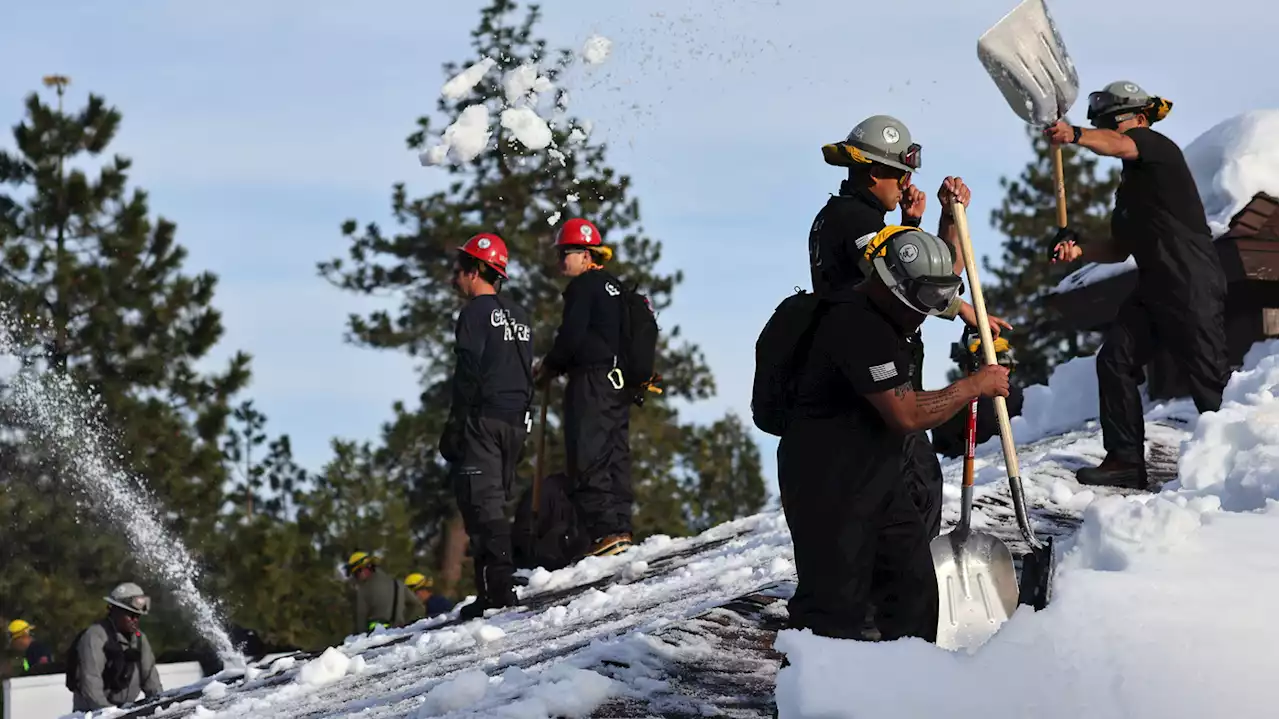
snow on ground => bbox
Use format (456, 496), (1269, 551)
(1053, 108), (1279, 294)
(776, 341), (1280, 719)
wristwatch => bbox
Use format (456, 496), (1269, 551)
(1070, 125), (1083, 144)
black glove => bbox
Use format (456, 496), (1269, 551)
(1048, 226), (1080, 262)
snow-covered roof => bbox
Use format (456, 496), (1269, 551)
(1053, 109), (1279, 295)
(66, 341), (1277, 718)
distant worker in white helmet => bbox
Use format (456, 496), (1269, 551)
(812, 114), (1012, 541)
(1045, 82), (1229, 489)
(65, 582), (162, 712)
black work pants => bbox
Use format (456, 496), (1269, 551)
(779, 417), (938, 642)
(564, 369), (632, 540)
(1097, 292), (1228, 465)
(451, 415), (527, 600)
(903, 431), (942, 540)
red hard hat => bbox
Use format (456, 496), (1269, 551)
(556, 218), (603, 248)
(457, 233), (509, 278)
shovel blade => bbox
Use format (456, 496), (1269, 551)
(976, 0), (1079, 127)
(930, 529), (1019, 651)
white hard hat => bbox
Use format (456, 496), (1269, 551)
(105, 582), (151, 616)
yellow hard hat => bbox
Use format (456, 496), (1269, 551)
(8, 619), (33, 639)
(968, 336), (1012, 355)
(404, 573), (433, 591)
(345, 551), (375, 576)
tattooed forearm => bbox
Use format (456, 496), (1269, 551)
(917, 385), (962, 413)
(893, 382), (911, 398)
(908, 379), (979, 430)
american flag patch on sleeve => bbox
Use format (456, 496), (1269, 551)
(869, 362), (897, 382)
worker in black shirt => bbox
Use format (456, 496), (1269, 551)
(1046, 81), (1229, 489)
(534, 218), (633, 558)
(780, 225), (1010, 642)
(440, 232), (534, 619)
(814, 113), (1011, 538)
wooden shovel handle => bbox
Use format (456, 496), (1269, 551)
(951, 201), (1021, 481)
(1052, 144), (1068, 228)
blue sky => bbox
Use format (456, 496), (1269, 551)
(2, 0), (1276, 494)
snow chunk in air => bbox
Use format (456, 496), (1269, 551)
(503, 63), (554, 105)
(420, 104), (492, 165)
(501, 107), (553, 150)
(581, 34), (613, 65)
(442, 58), (497, 101)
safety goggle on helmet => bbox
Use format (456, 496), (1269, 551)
(858, 226), (963, 316)
(105, 583), (152, 616)
(1086, 82), (1171, 129)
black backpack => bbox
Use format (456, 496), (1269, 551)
(65, 622), (139, 694)
(512, 471), (585, 571)
(604, 273), (660, 405)
(751, 289), (831, 437)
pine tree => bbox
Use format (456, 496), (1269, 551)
(972, 125), (1120, 386)
(0, 80), (250, 657)
(319, 0), (764, 588)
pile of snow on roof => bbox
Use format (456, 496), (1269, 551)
(777, 340), (1280, 719)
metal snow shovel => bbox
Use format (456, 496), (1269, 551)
(930, 390), (1019, 652)
(951, 201), (1056, 616)
(977, 0), (1078, 232)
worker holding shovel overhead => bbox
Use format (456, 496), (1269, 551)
(1045, 82), (1230, 489)
(778, 223), (1009, 643)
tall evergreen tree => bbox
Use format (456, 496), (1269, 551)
(319, 0), (764, 590)
(0, 80), (249, 657)
(971, 125), (1120, 386)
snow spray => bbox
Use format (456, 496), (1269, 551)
(0, 321), (242, 666)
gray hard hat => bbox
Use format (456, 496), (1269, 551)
(1087, 80), (1153, 122)
(104, 582), (151, 616)
(822, 114), (921, 173)
(860, 226), (962, 316)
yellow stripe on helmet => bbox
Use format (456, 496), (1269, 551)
(862, 225), (919, 262)
(822, 142), (874, 167)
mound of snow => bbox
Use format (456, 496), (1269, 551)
(1185, 109), (1280, 236)
(1168, 339), (1279, 511)
(776, 341), (1280, 719)
(1053, 108), (1279, 294)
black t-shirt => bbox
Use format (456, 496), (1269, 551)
(793, 291), (915, 448)
(448, 294), (534, 418)
(807, 183), (927, 389)
(24, 641), (53, 672)
(544, 269), (623, 373)
(1114, 127), (1223, 298)
(809, 183), (923, 295)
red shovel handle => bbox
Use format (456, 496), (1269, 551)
(962, 396), (979, 489)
